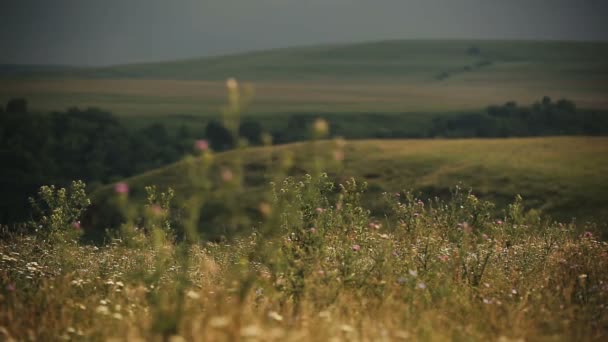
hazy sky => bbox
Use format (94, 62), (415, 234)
(2, 0), (607, 66)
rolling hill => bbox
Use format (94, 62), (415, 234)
(89, 137), (608, 238)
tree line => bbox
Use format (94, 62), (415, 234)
(2, 96), (607, 224)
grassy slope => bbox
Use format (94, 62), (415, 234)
(1, 40), (607, 118)
(93, 137), (608, 225)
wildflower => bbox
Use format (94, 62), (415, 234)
(114, 182), (129, 195)
(315, 207), (325, 214)
(368, 222), (381, 230)
(379, 233), (389, 239)
(313, 118), (329, 137)
(72, 221), (81, 230)
(395, 331), (411, 340)
(409, 269), (418, 278)
(340, 324), (355, 333)
(6, 283), (15, 292)
(334, 150), (345, 161)
(209, 316), (230, 328)
(417, 282), (427, 290)
(241, 325), (261, 338)
(226, 78), (238, 90)
(194, 139), (209, 151)
(186, 290), (201, 300)
(438, 255), (449, 262)
(150, 205), (163, 217)
(258, 202), (272, 217)
(96, 305), (110, 315)
(268, 311), (284, 322)
(221, 168), (233, 182)
(583, 231), (594, 239)
(352, 244), (361, 252)
(310, 227), (317, 234)
(496, 220), (504, 225)
(458, 222), (472, 234)
(318, 310), (331, 319)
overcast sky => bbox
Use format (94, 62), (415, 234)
(1, 0), (607, 66)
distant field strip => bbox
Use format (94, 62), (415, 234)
(1, 77), (607, 116)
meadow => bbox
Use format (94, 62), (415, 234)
(1, 40), (608, 340)
(89, 136), (608, 241)
(2, 131), (607, 340)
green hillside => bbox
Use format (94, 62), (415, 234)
(71, 40), (608, 82)
(90, 137), (608, 238)
(2, 40), (608, 117)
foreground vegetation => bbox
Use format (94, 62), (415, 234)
(1, 172), (607, 340)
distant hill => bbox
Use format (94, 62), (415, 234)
(0, 64), (75, 78)
(2, 39), (607, 116)
(53, 40), (608, 81)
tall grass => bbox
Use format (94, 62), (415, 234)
(0, 80), (606, 341)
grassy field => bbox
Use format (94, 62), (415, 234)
(90, 137), (608, 239)
(1, 40), (607, 119)
(3, 144), (607, 341)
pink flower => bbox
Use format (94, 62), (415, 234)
(438, 255), (449, 262)
(309, 227), (317, 234)
(496, 220), (504, 225)
(583, 231), (594, 239)
(315, 207), (325, 214)
(221, 168), (233, 182)
(114, 182), (129, 194)
(150, 205), (163, 217)
(194, 139), (209, 151)
(6, 283), (15, 292)
(352, 244), (361, 252)
(72, 221), (81, 230)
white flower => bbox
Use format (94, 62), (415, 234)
(96, 305), (110, 315)
(268, 311), (284, 322)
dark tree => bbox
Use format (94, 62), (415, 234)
(205, 120), (234, 151)
(239, 120), (263, 145)
(6, 98), (27, 114)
